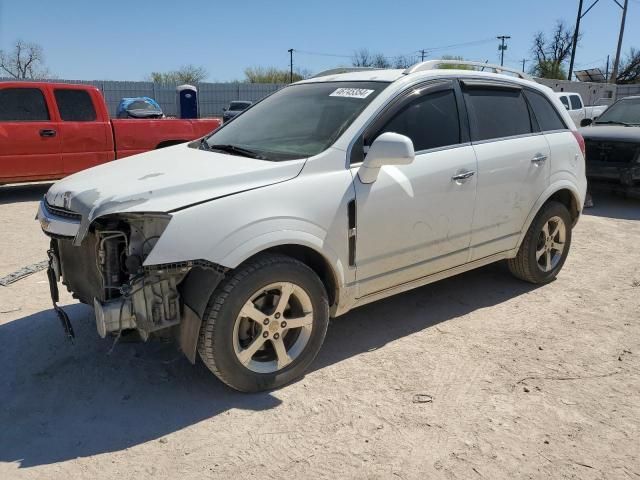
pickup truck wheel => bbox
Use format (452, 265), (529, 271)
(508, 201), (572, 284)
(198, 253), (329, 392)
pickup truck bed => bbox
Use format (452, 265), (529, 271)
(0, 82), (221, 184)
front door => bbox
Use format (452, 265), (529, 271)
(53, 87), (112, 175)
(353, 81), (478, 297)
(0, 86), (62, 182)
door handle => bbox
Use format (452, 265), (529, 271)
(531, 153), (548, 164)
(451, 170), (475, 182)
(39, 129), (57, 138)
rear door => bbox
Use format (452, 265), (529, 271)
(0, 85), (62, 182)
(462, 81), (550, 260)
(53, 87), (113, 174)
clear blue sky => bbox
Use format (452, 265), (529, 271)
(1, 0), (639, 81)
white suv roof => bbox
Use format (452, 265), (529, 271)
(298, 60), (537, 87)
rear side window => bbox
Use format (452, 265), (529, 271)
(54, 89), (97, 121)
(570, 95), (583, 110)
(375, 89), (461, 151)
(524, 90), (567, 132)
(0, 88), (49, 121)
(463, 88), (532, 141)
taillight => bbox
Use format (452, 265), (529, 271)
(572, 130), (586, 157)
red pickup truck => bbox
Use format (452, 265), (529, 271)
(0, 82), (221, 184)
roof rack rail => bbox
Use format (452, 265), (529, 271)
(310, 67), (383, 78)
(403, 60), (533, 80)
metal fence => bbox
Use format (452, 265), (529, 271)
(3, 76), (639, 115)
(1, 78), (286, 117)
(616, 84), (640, 99)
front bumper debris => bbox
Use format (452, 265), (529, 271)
(47, 247), (74, 341)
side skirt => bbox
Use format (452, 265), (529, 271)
(344, 250), (516, 313)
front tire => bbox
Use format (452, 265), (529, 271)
(198, 253), (329, 392)
(508, 201), (572, 284)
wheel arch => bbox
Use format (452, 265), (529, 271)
(515, 183), (582, 252)
(228, 241), (343, 313)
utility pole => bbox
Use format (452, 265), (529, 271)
(611, 0), (629, 83)
(420, 49), (426, 61)
(288, 48), (294, 83)
(568, 0), (609, 81)
(605, 54), (610, 82)
(521, 58), (527, 72)
(568, 0), (584, 81)
(497, 36), (510, 66)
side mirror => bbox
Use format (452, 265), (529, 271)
(358, 132), (415, 184)
(580, 118), (593, 127)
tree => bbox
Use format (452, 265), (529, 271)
(612, 48), (640, 84)
(392, 55), (415, 69)
(0, 40), (50, 79)
(530, 21), (576, 79)
(149, 64), (208, 84)
(439, 55), (474, 70)
(243, 66), (309, 83)
(351, 49), (391, 68)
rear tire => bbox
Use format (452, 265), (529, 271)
(508, 201), (572, 284)
(198, 253), (329, 392)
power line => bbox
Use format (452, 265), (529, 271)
(294, 37), (497, 62)
(418, 37), (496, 53)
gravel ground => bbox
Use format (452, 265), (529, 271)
(1, 183), (639, 480)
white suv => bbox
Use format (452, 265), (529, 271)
(38, 60), (587, 392)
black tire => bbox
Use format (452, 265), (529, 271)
(507, 201), (573, 284)
(198, 253), (329, 392)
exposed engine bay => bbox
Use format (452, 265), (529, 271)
(48, 212), (224, 348)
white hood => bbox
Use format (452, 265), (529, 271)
(45, 144), (306, 242)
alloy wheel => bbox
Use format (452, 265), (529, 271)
(536, 216), (566, 273)
(232, 282), (314, 374)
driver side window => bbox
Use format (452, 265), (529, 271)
(375, 89), (461, 152)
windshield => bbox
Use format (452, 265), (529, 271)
(595, 98), (640, 125)
(201, 81), (388, 161)
(229, 102), (251, 111)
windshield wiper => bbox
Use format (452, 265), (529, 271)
(199, 137), (211, 150)
(594, 120), (633, 126)
(208, 144), (266, 160)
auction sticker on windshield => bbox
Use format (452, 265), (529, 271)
(329, 88), (375, 99)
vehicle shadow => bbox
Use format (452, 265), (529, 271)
(0, 182), (52, 205)
(314, 262), (539, 371)
(0, 303), (281, 468)
(0, 263), (539, 468)
(585, 188), (640, 221)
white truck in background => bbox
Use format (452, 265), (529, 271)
(555, 92), (608, 126)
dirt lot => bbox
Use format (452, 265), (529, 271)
(0, 183), (639, 480)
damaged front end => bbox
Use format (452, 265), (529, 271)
(39, 199), (226, 361)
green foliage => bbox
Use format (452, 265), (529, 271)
(533, 60), (567, 80)
(149, 64), (208, 85)
(438, 55), (474, 70)
(243, 66), (308, 83)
